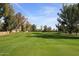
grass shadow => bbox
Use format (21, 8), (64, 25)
(26, 32), (79, 39)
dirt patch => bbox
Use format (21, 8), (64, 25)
(0, 32), (9, 36)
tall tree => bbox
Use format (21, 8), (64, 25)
(43, 25), (48, 32)
(21, 16), (26, 32)
(31, 24), (36, 32)
(26, 21), (32, 32)
(40, 26), (43, 32)
(15, 12), (26, 32)
(0, 3), (16, 32)
(7, 4), (16, 32)
(47, 26), (52, 32)
(0, 4), (4, 18)
(56, 4), (79, 34)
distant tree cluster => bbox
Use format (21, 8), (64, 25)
(56, 4), (79, 35)
(43, 25), (52, 32)
(27, 24), (53, 32)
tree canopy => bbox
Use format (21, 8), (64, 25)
(56, 4), (79, 35)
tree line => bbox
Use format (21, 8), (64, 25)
(56, 3), (79, 35)
(0, 3), (53, 32)
(0, 3), (29, 32)
(2, 3), (78, 33)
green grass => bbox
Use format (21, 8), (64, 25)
(0, 32), (79, 56)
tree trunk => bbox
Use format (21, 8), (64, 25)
(76, 32), (77, 36)
(69, 31), (72, 34)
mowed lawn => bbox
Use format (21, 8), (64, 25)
(0, 32), (79, 56)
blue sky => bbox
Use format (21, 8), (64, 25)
(13, 3), (62, 29)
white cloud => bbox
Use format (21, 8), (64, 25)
(41, 6), (57, 14)
(38, 6), (57, 17)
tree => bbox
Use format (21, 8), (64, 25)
(0, 3), (30, 32)
(7, 4), (16, 32)
(0, 19), (3, 31)
(26, 21), (31, 32)
(0, 4), (4, 17)
(15, 12), (22, 31)
(43, 25), (48, 32)
(56, 4), (79, 34)
(15, 12), (26, 32)
(21, 16), (27, 32)
(40, 26), (43, 32)
(2, 4), (10, 31)
(56, 24), (62, 32)
(31, 24), (36, 32)
(0, 3), (16, 32)
(47, 26), (52, 32)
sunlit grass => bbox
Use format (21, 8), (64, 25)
(0, 32), (79, 56)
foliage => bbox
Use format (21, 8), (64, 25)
(43, 25), (52, 32)
(43, 25), (48, 32)
(56, 4), (79, 34)
(0, 3), (30, 32)
(31, 24), (36, 32)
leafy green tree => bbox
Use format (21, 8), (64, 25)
(0, 4), (4, 17)
(0, 3), (30, 32)
(31, 24), (36, 32)
(2, 4), (11, 31)
(0, 3), (16, 32)
(7, 4), (15, 32)
(43, 25), (48, 32)
(47, 26), (52, 32)
(56, 4), (79, 34)
(40, 26), (43, 32)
